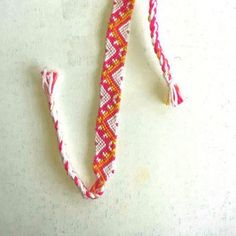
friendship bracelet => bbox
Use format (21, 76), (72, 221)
(42, 0), (183, 199)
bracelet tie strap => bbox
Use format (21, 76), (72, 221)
(41, 0), (183, 199)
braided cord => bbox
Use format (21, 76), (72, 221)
(149, 0), (183, 106)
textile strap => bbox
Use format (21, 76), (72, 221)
(41, 0), (183, 199)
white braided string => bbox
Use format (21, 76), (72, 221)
(149, 0), (183, 106)
(42, 69), (102, 199)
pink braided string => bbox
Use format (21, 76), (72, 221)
(149, 0), (183, 106)
(41, 70), (101, 199)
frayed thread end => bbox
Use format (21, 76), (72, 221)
(41, 69), (58, 96)
(168, 82), (184, 107)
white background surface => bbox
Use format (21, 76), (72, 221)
(0, 0), (236, 235)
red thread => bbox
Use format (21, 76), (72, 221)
(59, 141), (63, 151)
(54, 120), (58, 130)
(51, 72), (58, 94)
(74, 176), (79, 186)
(64, 161), (69, 172)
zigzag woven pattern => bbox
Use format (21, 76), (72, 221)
(92, 0), (136, 197)
(41, 0), (183, 200)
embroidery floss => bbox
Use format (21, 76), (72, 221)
(42, 0), (183, 199)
